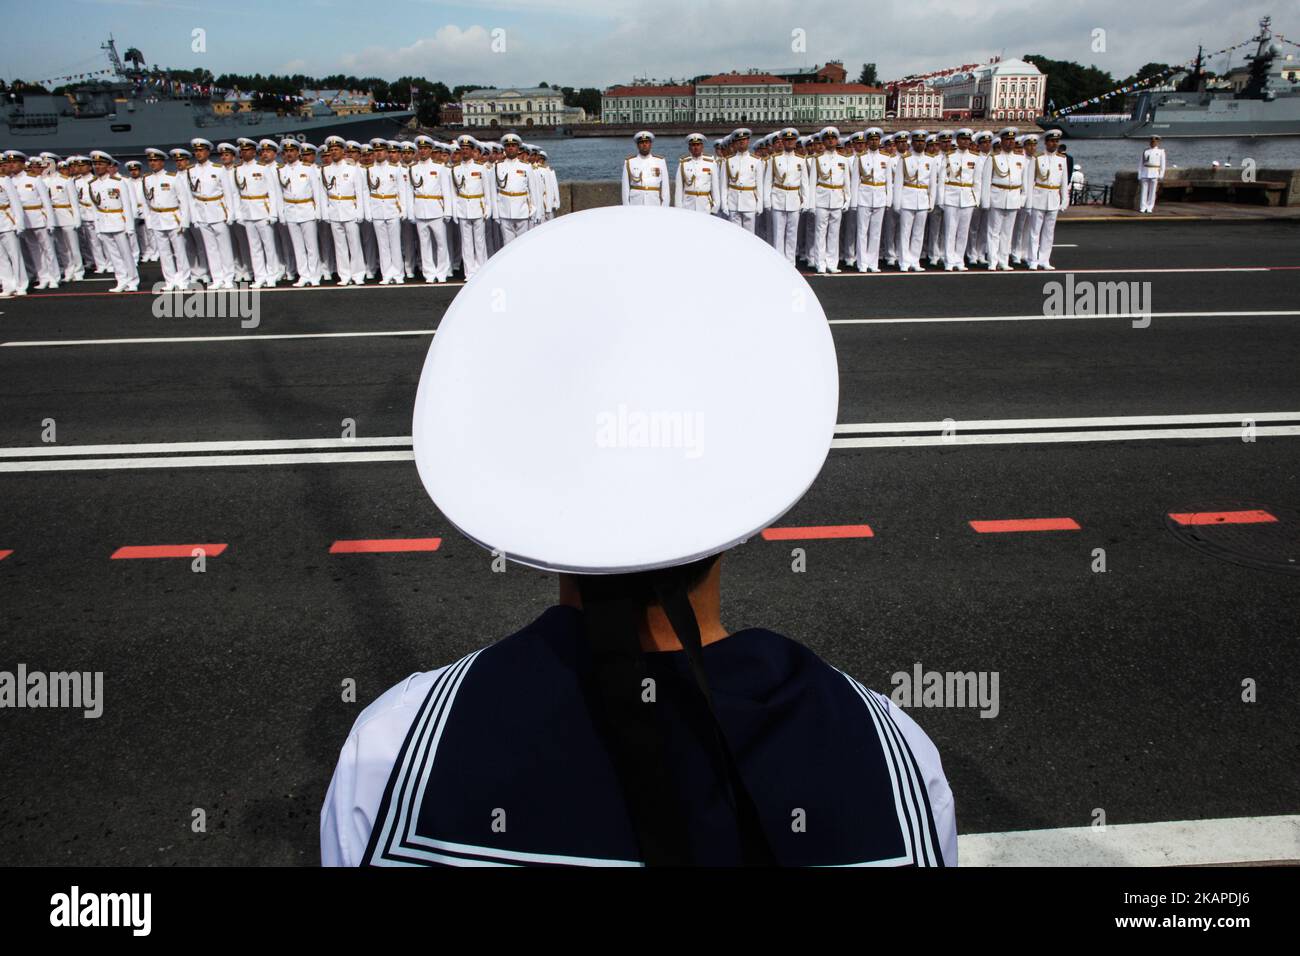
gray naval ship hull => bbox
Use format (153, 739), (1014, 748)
(1046, 91), (1300, 139)
(3, 98), (417, 157)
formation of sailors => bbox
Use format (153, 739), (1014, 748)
(622, 125), (1071, 273)
(0, 133), (561, 297)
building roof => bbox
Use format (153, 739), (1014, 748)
(792, 82), (882, 95)
(463, 86), (561, 100)
(603, 84), (694, 97)
(698, 73), (789, 86)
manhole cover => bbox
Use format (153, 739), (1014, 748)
(1164, 501), (1300, 575)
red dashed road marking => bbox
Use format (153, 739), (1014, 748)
(761, 524), (874, 541)
(1168, 510), (1277, 526)
(329, 537), (443, 554)
(0, 549), (12, 560)
(969, 518), (1081, 533)
(111, 543), (228, 559)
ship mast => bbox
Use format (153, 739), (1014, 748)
(1241, 17), (1275, 99)
(102, 36), (127, 80)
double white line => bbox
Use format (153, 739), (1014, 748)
(1, 412), (1297, 473)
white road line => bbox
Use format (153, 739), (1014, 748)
(0, 436), (413, 458)
(959, 814), (1299, 867)
(836, 411), (1300, 433)
(829, 310), (1300, 325)
(1, 329), (438, 347)
(833, 425), (1300, 448)
(0, 450), (415, 473)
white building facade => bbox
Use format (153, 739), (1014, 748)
(462, 86), (566, 127)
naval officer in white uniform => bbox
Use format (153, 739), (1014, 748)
(321, 206), (957, 868)
(621, 131), (669, 207)
(1138, 135), (1166, 213)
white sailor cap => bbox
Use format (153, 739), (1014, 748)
(38, 151), (60, 162)
(236, 137), (257, 148)
(925, 134), (938, 144)
(973, 130), (993, 142)
(324, 135), (346, 147)
(124, 160), (142, 169)
(89, 150), (114, 162)
(3, 149), (28, 161)
(936, 129), (953, 139)
(1149, 134), (1162, 140)
(300, 142), (318, 152)
(358, 144), (373, 153)
(400, 141), (416, 151)
(685, 133), (705, 145)
(169, 147), (192, 159)
(846, 131), (865, 143)
(258, 138), (279, 151)
(537, 150), (548, 159)
(998, 126), (1018, 138)
(281, 137), (300, 149)
(732, 127), (752, 139)
(500, 133), (523, 145)
(143, 147), (168, 159)
(369, 137), (388, 148)
(412, 205), (837, 574)
(415, 135), (435, 147)
(456, 134), (477, 147)
(1022, 133), (1039, 143)
(910, 129), (928, 139)
(633, 130), (654, 143)
(780, 127), (798, 138)
(385, 140), (401, 150)
(345, 140), (362, 150)
(713, 139), (725, 149)
(190, 138), (213, 150)
(1045, 128), (1063, 139)
(955, 127), (974, 138)
(217, 142), (237, 154)
(819, 126), (840, 139)
(864, 127), (884, 138)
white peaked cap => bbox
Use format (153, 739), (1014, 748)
(411, 206), (839, 574)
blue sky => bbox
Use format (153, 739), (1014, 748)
(6, 0), (1288, 89)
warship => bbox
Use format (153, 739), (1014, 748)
(1, 38), (416, 157)
(1046, 18), (1300, 139)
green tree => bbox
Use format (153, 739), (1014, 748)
(1024, 54), (1115, 113)
(124, 47), (145, 73)
(857, 62), (878, 86)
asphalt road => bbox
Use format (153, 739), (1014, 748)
(0, 219), (1297, 865)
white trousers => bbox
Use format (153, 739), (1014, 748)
(1026, 208), (1060, 268)
(985, 207), (1018, 267)
(498, 217), (531, 246)
(941, 205), (974, 267)
(840, 208), (857, 264)
(966, 207), (986, 262)
(0, 232), (23, 293)
(769, 209), (800, 266)
(1011, 209), (1029, 261)
(284, 220), (320, 283)
(728, 210), (756, 233)
(1139, 179), (1159, 212)
(813, 207), (843, 271)
(242, 219), (279, 284)
(361, 221), (378, 276)
(402, 220), (417, 276)
(459, 219), (487, 278)
(54, 225), (83, 277)
(100, 230), (138, 286)
(231, 222), (251, 279)
(330, 220), (366, 283)
(195, 221), (235, 285)
(414, 218), (451, 281)
(896, 208), (930, 270)
(882, 207), (898, 263)
(21, 228), (58, 284)
(371, 217), (404, 281)
(926, 206), (943, 261)
(854, 205), (885, 271)
(152, 228), (191, 287)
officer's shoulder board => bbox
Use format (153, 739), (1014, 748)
(652, 154), (664, 160)
(679, 155), (691, 163)
(626, 153), (638, 161)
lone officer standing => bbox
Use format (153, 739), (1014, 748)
(622, 131), (669, 207)
(321, 205), (957, 867)
(1138, 135), (1166, 213)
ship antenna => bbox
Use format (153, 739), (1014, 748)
(102, 36), (127, 79)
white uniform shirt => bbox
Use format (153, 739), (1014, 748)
(1027, 153), (1069, 211)
(322, 161), (368, 223)
(850, 150), (893, 209)
(812, 153), (850, 210)
(981, 152), (1029, 210)
(622, 153), (670, 206)
(765, 151), (810, 212)
(674, 155), (721, 213)
(939, 150), (981, 208)
(493, 158), (539, 220)
(277, 161), (325, 222)
(186, 161), (235, 224)
(1138, 147), (1167, 180)
(407, 160), (453, 220)
(235, 161), (282, 222)
(892, 152), (940, 211)
(451, 161), (491, 220)
(142, 170), (189, 231)
(86, 173), (137, 233)
(364, 161), (404, 221)
(722, 153), (764, 214)
(0, 177), (24, 233)
(44, 175), (82, 228)
(12, 173), (53, 229)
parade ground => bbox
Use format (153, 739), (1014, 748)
(0, 217), (1296, 866)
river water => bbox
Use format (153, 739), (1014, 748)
(536, 134), (1299, 187)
